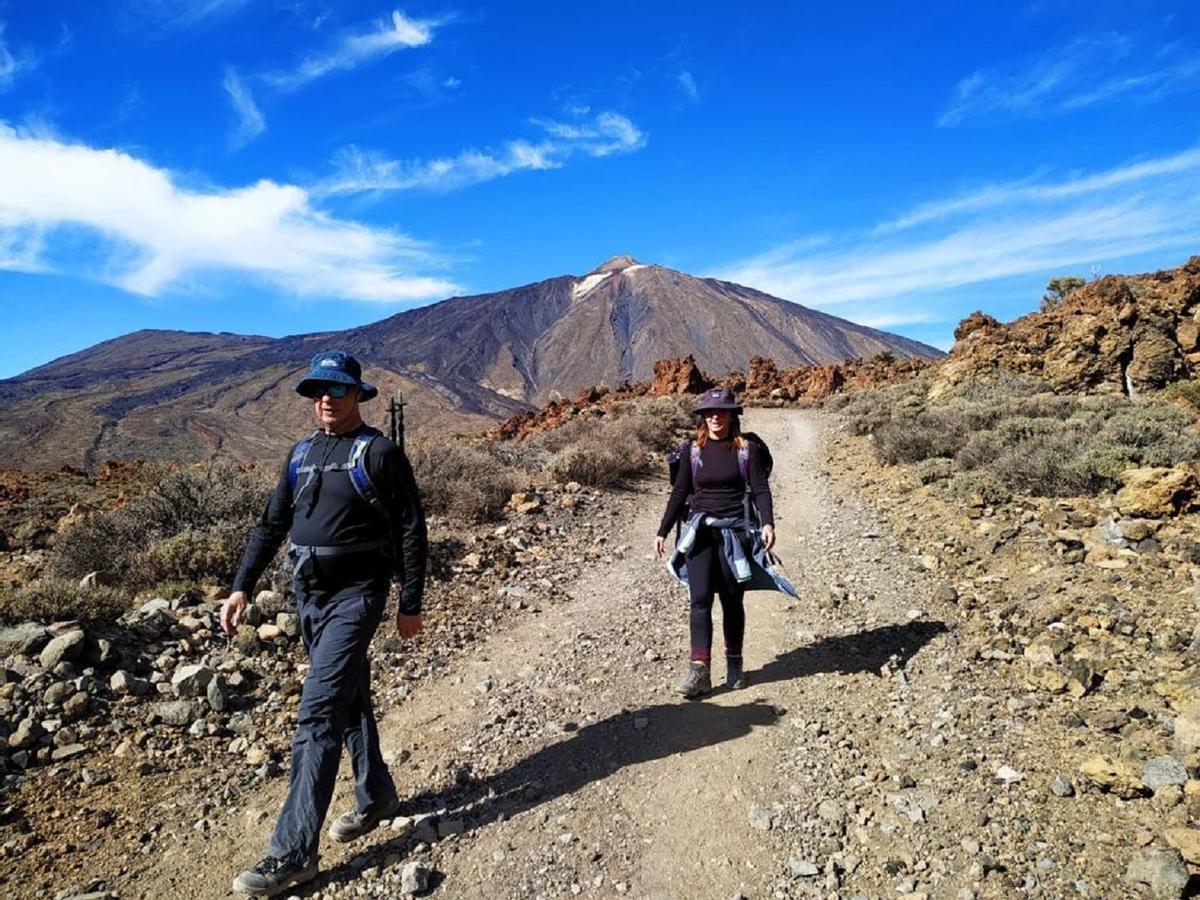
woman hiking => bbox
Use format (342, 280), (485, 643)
(654, 387), (794, 698)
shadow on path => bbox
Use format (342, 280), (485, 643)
(318, 619), (947, 888)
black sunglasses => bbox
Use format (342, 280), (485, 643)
(304, 382), (353, 399)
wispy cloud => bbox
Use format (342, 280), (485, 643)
(716, 146), (1200, 318)
(128, 0), (251, 29)
(676, 70), (700, 103)
(939, 33), (1200, 126)
(0, 22), (33, 91)
(0, 123), (459, 302)
(265, 9), (434, 91)
(315, 111), (647, 196)
(223, 67), (265, 149)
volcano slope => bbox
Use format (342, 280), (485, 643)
(30, 409), (1165, 899)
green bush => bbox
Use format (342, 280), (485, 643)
(874, 410), (969, 464)
(1164, 380), (1200, 410)
(0, 578), (131, 625)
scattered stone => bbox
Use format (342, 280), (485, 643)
(1124, 848), (1189, 898)
(276, 613), (300, 637)
(50, 743), (88, 762)
(788, 858), (820, 877)
(1080, 756), (1148, 799)
(110, 670), (150, 697)
(171, 664), (215, 698)
(1143, 757), (1188, 792)
(150, 700), (197, 727)
(206, 675), (229, 713)
(399, 861), (430, 895)
(39, 629), (86, 669)
(0, 622), (50, 656)
(1050, 774), (1075, 797)
(1163, 828), (1200, 865)
(748, 805), (776, 831)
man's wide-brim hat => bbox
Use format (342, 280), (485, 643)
(693, 387), (742, 414)
(294, 350), (378, 402)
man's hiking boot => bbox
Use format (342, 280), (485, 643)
(232, 854), (318, 897)
(328, 795), (404, 843)
(675, 661), (712, 698)
(726, 655), (746, 690)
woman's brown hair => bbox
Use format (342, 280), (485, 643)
(696, 414), (747, 449)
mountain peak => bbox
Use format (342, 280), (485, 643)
(590, 255), (642, 274)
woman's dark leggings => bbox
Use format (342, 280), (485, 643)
(685, 525), (746, 664)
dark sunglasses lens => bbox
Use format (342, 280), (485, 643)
(306, 383), (350, 399)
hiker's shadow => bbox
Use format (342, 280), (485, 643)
(322, 619), (946, 888)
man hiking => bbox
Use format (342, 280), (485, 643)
(219, 350), (427, 897)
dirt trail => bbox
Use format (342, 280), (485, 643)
(132, 409), (964, 899)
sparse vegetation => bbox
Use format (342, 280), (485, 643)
(409, 441), (522, 523)
(50, 462), (270, 587)
(836, 376), (1200, 498)
(1040, 275), (1086, 311)
(0, 578), (131, 624)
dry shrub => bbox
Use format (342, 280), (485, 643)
(410, 441), (520, 522)
(51, 461), (270, 586)
(1164, 379), (1200, 410)
(0, 578), (130, 625)
(874, 409), (969, 464)
(548, 432), (647, 487)
(842, 376), (1200, 499)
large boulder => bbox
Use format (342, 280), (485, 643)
(39, 629), (86, 669)
(1115, 468), (1198, 518)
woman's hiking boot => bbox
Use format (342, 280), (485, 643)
(675, 661), (712, 698)
(232, 853), (319, 896)
(726, 655), (746, 689)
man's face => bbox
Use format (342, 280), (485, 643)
(309, 382), (361, 431)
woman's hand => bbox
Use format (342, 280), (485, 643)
(654, 536), (667, 560)
(761, 524), (776, 552)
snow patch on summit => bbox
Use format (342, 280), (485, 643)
(572, 271), (612, 299)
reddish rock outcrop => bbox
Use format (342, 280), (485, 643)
(930, 257), (1200, 398)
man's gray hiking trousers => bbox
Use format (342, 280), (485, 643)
(267, 573), (397, 862)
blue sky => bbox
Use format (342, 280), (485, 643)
(1, 0), (1199, 377)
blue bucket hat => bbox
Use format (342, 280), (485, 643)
(294, 350), (378, 402)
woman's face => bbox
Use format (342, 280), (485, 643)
(704, 409), (732, 437)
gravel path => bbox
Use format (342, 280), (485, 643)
(127, 410), (976, 898)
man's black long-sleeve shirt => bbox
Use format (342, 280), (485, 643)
(657, 437), (774, 538)
(232, 425), (428, 614)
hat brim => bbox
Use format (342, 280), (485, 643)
(295, 372), (378, 401)
(693, 403), (742, 414)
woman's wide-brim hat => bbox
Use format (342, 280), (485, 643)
(693, 387), (742, 414)
(294, 350), (378, 402)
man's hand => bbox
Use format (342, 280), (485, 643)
(220, 591), (248, 636)
(654, 536), (667, 560)
(396, 613), (423, 639)
(761, 524), (776, 552)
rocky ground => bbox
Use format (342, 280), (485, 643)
(2, 408), (1199, 898)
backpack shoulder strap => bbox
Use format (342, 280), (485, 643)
(737, 443), (750, 483)
(689, 441), (701, 483)
(347, 427), (391, 524)
(288, 431), (320, 495)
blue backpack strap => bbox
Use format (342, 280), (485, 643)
(347, 427), (391, 525)
(288, 432), (320, 501)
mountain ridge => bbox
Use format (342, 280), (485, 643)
(0, 257), (942, 468)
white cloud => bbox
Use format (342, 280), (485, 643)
(315, 111), (647, 196)
(0, 124), (459, 302)
(676, 70), (700, 103)
(222, 67), (265, 149)
(265, 9), (434, 91)
(939, 33), (1200, 126)
(716, 146), (1200, 317)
